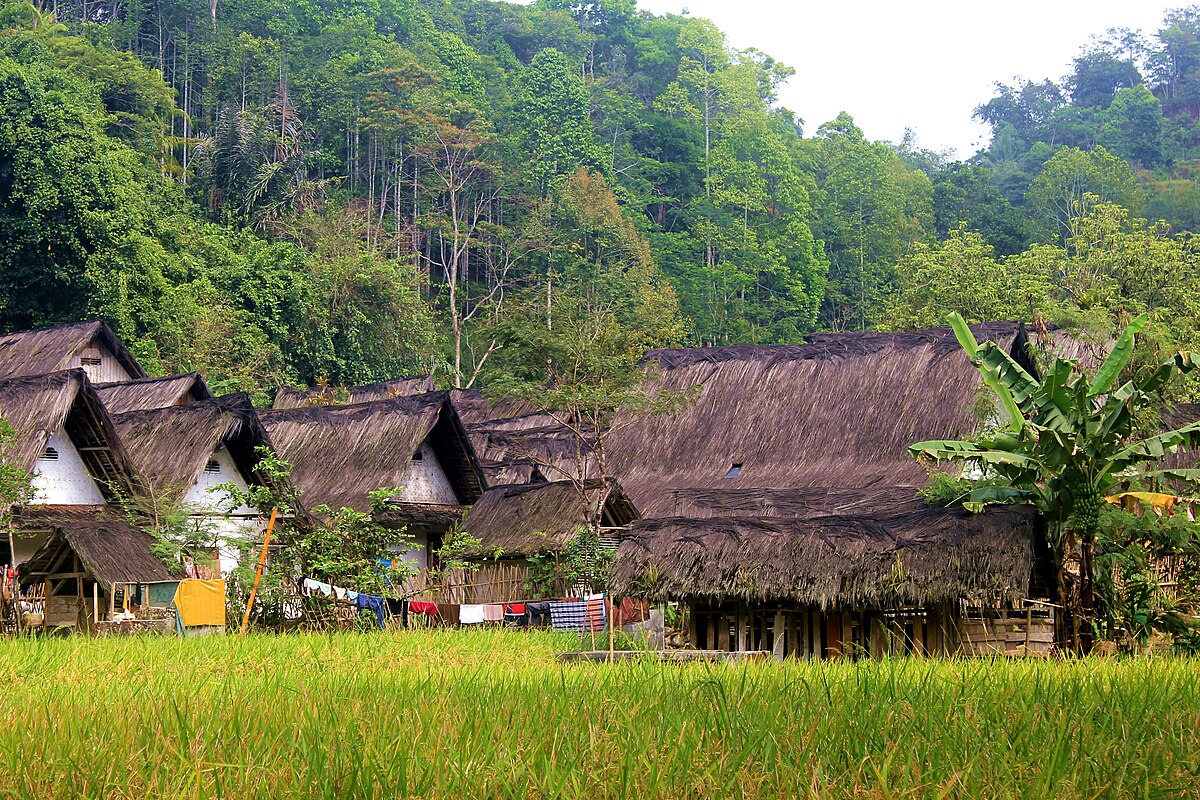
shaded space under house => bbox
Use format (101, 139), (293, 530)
(602, 323), (1058, 657)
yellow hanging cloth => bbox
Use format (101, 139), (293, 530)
(173, 579), (227, 628)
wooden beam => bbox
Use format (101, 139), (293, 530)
(771, 612), (786, 661)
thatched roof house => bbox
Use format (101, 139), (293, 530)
(0, 369), (139, 505)
(272, 376), (436, 410)
(16, 506), (178, 629)
(462, 480), (638, 557)
(96, 373), (212, 414)
(17, 507), (176, 588)
(259, 391), (484, 517)
(111, 394), (269, 507)
(610, 506), (1043, 610)
(0, 321), (145, 383)
(607, 323), (1033, 518)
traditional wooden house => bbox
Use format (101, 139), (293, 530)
(463, 479), (638, 556)
(95, 373), (212, 414)
(111, 394), (272, 575)
(606, 323), (1059, 657)
(0, 321), (146, 383)
(0, 370), (174, 629)
(259, 392), (484, 569)
(272, 376), (436, 410)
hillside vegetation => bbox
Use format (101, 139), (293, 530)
(3, 0), (1200, 398)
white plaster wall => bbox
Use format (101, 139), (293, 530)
(184, 447), (256, 515)
(390, 532), (430, 571)
(75, 343), (134, 383)
(198, 515), (263, 575)
(8, 530), (50, 568)
(29, 432), (105, 505)
(398, 441), (457, 504)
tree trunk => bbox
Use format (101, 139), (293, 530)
(1078, 531), (1096, 654)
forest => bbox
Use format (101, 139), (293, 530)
(2, 0), (1200, 400)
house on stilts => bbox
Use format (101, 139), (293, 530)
(605, 323), (1060, 658)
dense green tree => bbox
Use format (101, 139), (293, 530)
(0, 54), (151, 329)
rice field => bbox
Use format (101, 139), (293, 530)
(0, 631), (1197, 799)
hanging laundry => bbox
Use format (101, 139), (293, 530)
(355, 593), (387, 629)
(526, 601), (552, 626)
(437, 603), (461, 625)
(549, 600), (588, 632)
(173, 579), (227, 628)
(504, 603), (526, 615)
(460, 604), (485, 625)
(584, 597), (607, 633)
(334, 587), (348, 601)
(302, 578), (333, 598)
(347, 591), (359, 602)
(483, 604), (504, 623)
(409, 600), (439, 617)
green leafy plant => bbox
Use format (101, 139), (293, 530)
(910, 311), (1200, 651)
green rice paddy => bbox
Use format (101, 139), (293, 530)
(0, 630), (1196, 798)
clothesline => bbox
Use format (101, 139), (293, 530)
(299, 576), (614, 633)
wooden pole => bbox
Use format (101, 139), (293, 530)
(93, 582), (99, 626)
(240, 508), (279, 635)
(608, 596), (615, 662)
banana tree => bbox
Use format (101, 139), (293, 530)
(910, 312), (1200, 651)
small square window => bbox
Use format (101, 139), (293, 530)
(412, 448), (424, 462)
(204, 460), (221, 474)
(41, 447), (59, 461)
(80, 357), (102, 366)
(723, 463), (742, 479)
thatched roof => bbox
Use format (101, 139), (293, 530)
(461, 480), (638, 556)
(259, 392), (484, 512)
(609, 506), (1041, 608)
(1159, 403), (1200, 476)
(607, 323), (1032, 518)
(112, 394), (269, 504)
(272, 376), (436, 409)
(16, 506), (177, 586)
(0, 370), (139, 501)
(448, 389), (593, 483)
(0, 321), (145, 380)
(96, 373), (211, 415)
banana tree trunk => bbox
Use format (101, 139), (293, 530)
(1078, 531), (1096, 654)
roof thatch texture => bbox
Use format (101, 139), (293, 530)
(0, 321), (145, 380)
(0, 370), (139, 500)
(448, 389), (593, 482)
(1160, 403), (1200, 475)
(607, 323), (1031, 517)
(609, 506), (1040, 608)
(96, 373), (211, 414)
(112, 394), (268, 503)
(461, 480), (638, 556)
(16, 506), (177, 586)
(259, 392), (483, 512)
(272, 376), (436, 409)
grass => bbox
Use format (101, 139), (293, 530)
(0, 630), (1197, 799)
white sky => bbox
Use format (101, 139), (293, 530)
(633, 0), (1175, 158)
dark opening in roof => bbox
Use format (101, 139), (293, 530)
(723, 463), (743, 479)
